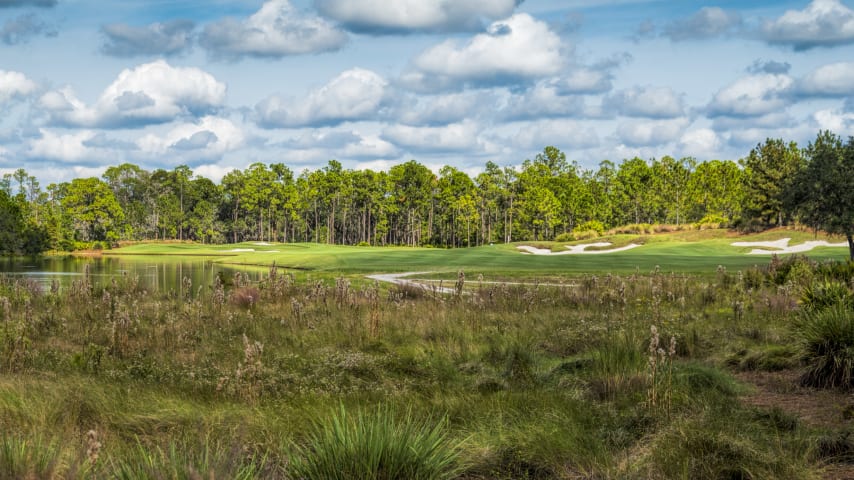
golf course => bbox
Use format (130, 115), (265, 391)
(1, 227), (852, 479)
(106, 228), (851, 277)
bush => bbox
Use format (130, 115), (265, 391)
(800, 280), (852, 311)
(795, 304), (854, 389)
(289, 405), (463, 480)
(573, 220), (605, 236)
(693, 214), (728, 230)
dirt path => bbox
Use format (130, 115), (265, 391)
(738, 371), (854, 478)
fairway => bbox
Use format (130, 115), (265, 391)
(108, 229), (850, 277)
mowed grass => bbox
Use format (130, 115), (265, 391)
(109, 228), (851, 276)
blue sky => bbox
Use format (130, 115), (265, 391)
(1, 0), (852, 184)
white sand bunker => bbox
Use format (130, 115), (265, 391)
(229, 248), (255, 252)
(732, 237), (848, 255)
(517, 242), (641, 255)
(252, 242), (273, 246)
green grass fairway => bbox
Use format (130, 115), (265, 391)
(107, 229), (850, 276)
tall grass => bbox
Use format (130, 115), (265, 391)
(796, 303), (854, 388)
(0, 257), (845, 477)
(289, 404), (463, 480)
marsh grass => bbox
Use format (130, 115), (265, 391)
(0, 257), (849, 477)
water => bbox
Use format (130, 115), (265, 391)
(0, 256), (266, 294)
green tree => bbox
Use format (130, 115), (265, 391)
(789, 131), (854, 260)
(58, 178), (125, 242)
(741, 138), (803, 228)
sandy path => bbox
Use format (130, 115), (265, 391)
(365, 272), (456, 294)
(732, 237), (848, 254)
(517, 242), (641, 255)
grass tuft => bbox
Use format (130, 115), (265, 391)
(796, 303), (854, 389)
(289, 404), (463, 480)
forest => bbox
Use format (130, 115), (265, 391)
(1, 130), (852, 256)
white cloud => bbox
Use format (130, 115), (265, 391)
(558, 68), (614, 95)
(341, 135), (400, 159)
(799, 62), (854, 96)
(193, 164), (238, 183)
(812, 108), (854, 132)
(761, 0), (854, 50)
(408, 13), (565, 89)
(512, 119), (599, 150)
(501, 82), (587, 120)
(616, 117), (690, 146)
(0, 69), (37, 102)
(137, 116), (245, 158)
(39, 60), (226, 128)
(256, 68), (387, 128)
(201, 0), (346, 59)
(315, 0), (519, 33)
(382, 121), (487, 153)
(393, 90), (495, 126)
(707, 73), (793, 117)
(605, 86), (684, 118)
(28, 129), (103, 163)
(678, 128), (721, 159)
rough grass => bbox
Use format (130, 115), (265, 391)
(0, 256), (851, 477)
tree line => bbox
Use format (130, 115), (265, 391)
(1, 130), (851, 258)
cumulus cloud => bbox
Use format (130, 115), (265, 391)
(761, 0), (854, 50)
(0, 0), (56, 7)
(137, 116), (245, 160)
(512, 119), (599, 150)
(405, 13), (565, 90)
(0, 69), (37, 102)
(500, 82), (587, 121)
(392, 90), (496, 126)
(340, 134), (400, 159)
(706, 73), (793, 118)
(812, 108), (854, 131)
(256, 68), (387, 128)
(315, 0), (520, 33)
(605, 86), (685, 118)
(39, 60), (226, 128)
(100, 20), (194, 57)
(798, 62), (854, 96)
(28, 129), (105, 164)
(678, 128), (722, 158)
(616, 117), (690, 147)
(558, 68), (613, 95)
(201, 0), (347, 60)
(382, 121), (486, 153)
(664, 7), (742, 41)
(1, 13), (56, 44)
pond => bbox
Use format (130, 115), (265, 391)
(0, 256), (267, 294)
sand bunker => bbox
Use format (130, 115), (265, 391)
(252, 242), (273, 246)
(732, 237), (848, 255)
(228, 248), (255, 252)
(366, 272), (456, 294)
(517, 242), (641, 255)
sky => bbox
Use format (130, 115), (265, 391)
(0, 0), (853, 185)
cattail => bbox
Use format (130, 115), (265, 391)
(455, 271), (465, 297)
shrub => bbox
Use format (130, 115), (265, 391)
(800, 280), (852, 311)
(554, 232), (574, 242)
(694, 213), (728, 230)
(795, 304), (854, 389)
(573, 220), (605, 236)
(289, 404), (463, 480)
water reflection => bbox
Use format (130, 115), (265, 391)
(0, 256), (265, 294)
